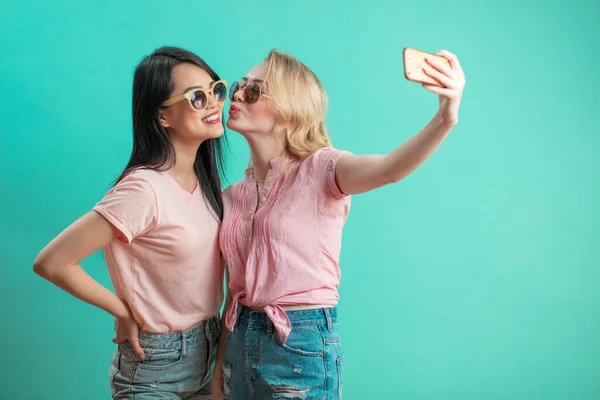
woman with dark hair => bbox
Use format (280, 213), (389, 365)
(34, 46), (228, 399)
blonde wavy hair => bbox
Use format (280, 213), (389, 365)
(263, 49), (332, 161)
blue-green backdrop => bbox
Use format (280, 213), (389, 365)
(1, 1), (599, 399)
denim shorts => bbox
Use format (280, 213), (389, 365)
(223, 304), (343, 400)
(109, 316), (220, 399)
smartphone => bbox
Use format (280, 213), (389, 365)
(403, 47), (451, 87)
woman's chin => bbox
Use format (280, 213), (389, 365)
(226, 118), (239, 131)
(191, 126), (224, 141)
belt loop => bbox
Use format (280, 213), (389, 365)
(235, 303), (243, 328)
(324, 308), (332, 332)
(205, 320), (211, 341)
(181, 331), (187, 357)
(266, 318), (273, 336)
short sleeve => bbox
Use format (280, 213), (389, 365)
(92, 173), (158, 243)
(309, 147), (352, 200)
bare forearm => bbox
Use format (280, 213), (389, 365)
(212, 295), (232, 394)
(381, 112), (455, 183)
(336, 112), (456, 195)
(382, 48), (465, 183)
(33, 212), (128, 318)
(34, 261), (129, 319)
(336, 49), (465, 196)
(213, 319), (229, 385)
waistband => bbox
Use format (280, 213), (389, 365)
(237, 303), (337, 327)
(225, 291), (339, 343)
(137, 316), (220, 350)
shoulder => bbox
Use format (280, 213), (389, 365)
(93, 169), (161, 242)
(300, 147), (352, 174)
(222, 181), (244, 218)
(305, 147), (352, 165)
(105, 169), (161, 202)
(223, 181), (244, 202)
(301, 147), (352, 199)
(123, 168), (165, 186)
(117, 168), (169, 194)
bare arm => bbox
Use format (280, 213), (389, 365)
(335, 50), (466, 196)
(33, 211), (129, 318)
(212, 267), (232, 399)
(33, 211), (145, 358)
(336, 113), (454, 195)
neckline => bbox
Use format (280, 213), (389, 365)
(245, 157), (280, 174)
(164, 172), (199, 199)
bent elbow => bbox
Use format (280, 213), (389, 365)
(33, 255), (57, 280)
(385, 174), (403, 184)
(383, 169), (411, 185)
(33, 257), (47, 277)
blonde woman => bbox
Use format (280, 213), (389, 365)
(212, 49), (465, 399)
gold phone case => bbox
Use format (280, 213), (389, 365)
(403, 47), (451, 86)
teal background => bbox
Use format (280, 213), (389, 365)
(1, 0), (599, 399)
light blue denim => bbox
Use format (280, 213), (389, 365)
(109, 316), (220, 399)
(223, 305), (344, 400)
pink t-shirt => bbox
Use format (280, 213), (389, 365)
(220, 147), (351, 343)
(93, 169), (223, 333)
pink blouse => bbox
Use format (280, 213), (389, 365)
(219, 147), (351, 343)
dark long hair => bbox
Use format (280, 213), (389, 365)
(116, 46), (226, 220)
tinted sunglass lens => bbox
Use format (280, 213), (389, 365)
(230, 82), (239, 101)
(190, 90), (207, 110)
(245, 83), (261, 104)
(213, 82), (227, 102)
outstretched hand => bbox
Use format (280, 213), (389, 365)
(422, 50), (465, 126)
